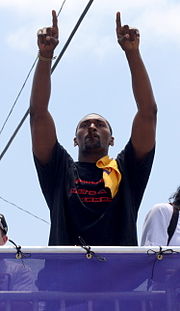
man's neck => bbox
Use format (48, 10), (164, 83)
(78, 151), (108, 163)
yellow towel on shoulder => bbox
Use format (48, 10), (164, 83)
(96, 155), (122, 198)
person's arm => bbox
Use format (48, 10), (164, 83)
(30, 10), (59, 164)
(116, 12), (157, 159)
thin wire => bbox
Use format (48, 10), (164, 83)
(0, 57), (38, 136)
(0, 0), (67, 138)
(51, 0), (94, 74)
(0, 109), (30, 161)
(57, 0), (67, 16)
(0, 0), (94, 162)
(0, 196), (50, 225)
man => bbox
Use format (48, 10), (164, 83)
(30, 11), (157, 246)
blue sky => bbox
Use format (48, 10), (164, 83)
(1, 0), (180, 246)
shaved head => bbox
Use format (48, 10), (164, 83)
(75, 113), (113, 135)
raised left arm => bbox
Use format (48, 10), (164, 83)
(116, 12), (157, 158)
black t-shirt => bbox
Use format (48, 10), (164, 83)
(68, 162), (113, 245)
(34, 140), (155, 246)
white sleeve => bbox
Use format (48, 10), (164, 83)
(141, 203), (173, 246)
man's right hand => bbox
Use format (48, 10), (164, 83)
(37, 10), (59, 58)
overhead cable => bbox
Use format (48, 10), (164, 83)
(51, 0), (94, 74)
(0, 196), (50, 225)
(57, 0), (67, 16)
(0, 57), (38, 137)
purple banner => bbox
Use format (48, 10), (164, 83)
(0, 249), (179, 310)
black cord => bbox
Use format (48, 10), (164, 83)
(146, 246), (179, 291)
(8, 239), (31, 265)
(147, 246), (179, 260)
(78, 236), (106, 262)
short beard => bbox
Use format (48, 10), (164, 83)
(82, 140), (102, 154)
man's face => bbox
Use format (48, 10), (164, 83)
(0, 229), (7, 246)
(74, 114), (114, 153)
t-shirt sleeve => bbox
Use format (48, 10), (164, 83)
(141, 204), (172, 246)
(33, 141), (73, 209)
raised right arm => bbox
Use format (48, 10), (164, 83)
(30, 10), (59, 164)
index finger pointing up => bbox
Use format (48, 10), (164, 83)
(52, 10), (58, 28)
(116, 12), (122, 28)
